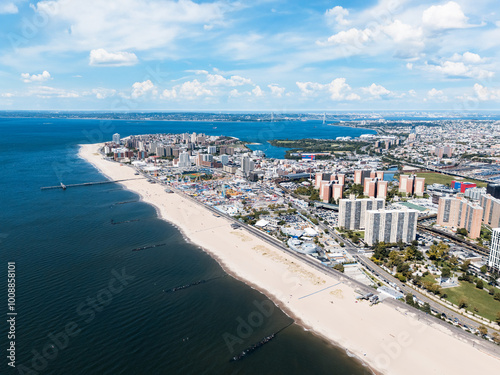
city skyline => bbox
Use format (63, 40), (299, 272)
(1, 0), (500, 110)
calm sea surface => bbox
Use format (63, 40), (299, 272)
(0, 118), (376, 375)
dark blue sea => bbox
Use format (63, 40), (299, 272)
(0, 117), (374, 375)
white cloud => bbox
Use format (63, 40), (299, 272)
(362, 83), (392, 99)
(21, 71), (51, 83)
(1, 93), (14, 97)
(268, 84), (285, 97)
(89, 49), (138, 66)
(325, 28), (372, 46)
(162, 79), (213, 100)
(451, 51), (484, 63)
(131, 80), (157, 98)
(91, 88), (116, 99)
(383, 20), (422, 44)
(428, 88), (444, 97)
(429, 60), (494, 79)
(252, 86), (263, 97)
(296, 78), (359, 101)
(28, 86), (79, 98)
(408, 89), (417, 97)
(406, 63), (413, 70)
(161, 70), (255, 100)
(325, 6), (350, 26)
(204, 73), (252, 87)
(0, 3), (18, 14)
(422, 1), (470, 30)
(473, 84), (500, 101)
(33, 0), (226, 53)
(427, 88), (448, 101)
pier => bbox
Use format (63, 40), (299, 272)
(40, 178), (145, 190)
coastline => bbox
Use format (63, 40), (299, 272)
(79, 143), (500, 375)
(327, 122), (379, 135)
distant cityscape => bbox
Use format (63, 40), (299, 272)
(104, 121), (500, 344)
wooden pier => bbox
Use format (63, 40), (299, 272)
(40, 178), (145, 190)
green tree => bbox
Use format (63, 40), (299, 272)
(405, 293), (414, 306)
(441, 267), (451, 279)
(476, 280), (484, 289)
(480, 265), (488, 274)
(492, 332), (500, 344)
(333, 263), (344, 273)
(460, 260), (471, 272)
(458, 297), (468, 309)
(478, 325), (488, 336)
(421, 302), (431, 314)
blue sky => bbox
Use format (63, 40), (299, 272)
(0, 0), (499, 111)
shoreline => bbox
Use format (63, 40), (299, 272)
(79, 143), (500, 375)
(80, 144), (376, 373)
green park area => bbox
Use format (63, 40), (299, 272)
(444, 281), (500, 322)
(413, 172), (487, 188)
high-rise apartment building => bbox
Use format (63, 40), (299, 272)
(399, 174), (425, 196)
(178, 152), (191, 168)
(437, 197), (483, 239)
(365, 209), (418, 246)
(488, 228), (500, 272)
(338, 197), (385, 230)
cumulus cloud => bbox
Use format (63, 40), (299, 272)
(89, 49), (138, 66)
(422, 1), (470, 30)
(268, 84), (285, 97)
(91, 88), (116, 99)
(362, 83), (392, 99)
(0, 3), (18, 14)
(383, 20), (422, 44)
(131, 80), (157, 98)
(325, 28), (372, 46)
(161, 70), (255, 100)
(473, 84), (500, 101)
(428, 88), (444, 97)
(325, 6), (350, 26)
(21, 71), (51, 83)
(162, 80), (213, 100)
(450, 51), (484, 63)
(252, 86), (263, 97)
(296, 78), (359, 101)
(428, 61), (494, 79)
(426, 88), (448, 101)
(204, 72), (252, 87)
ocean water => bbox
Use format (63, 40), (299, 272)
(0, 117), (373, 375)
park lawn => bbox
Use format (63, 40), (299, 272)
(353, 231), (365, 239)
(422, 273), (437, 284)
(413, 172), (487, 188)
(444, 281), (500, 322)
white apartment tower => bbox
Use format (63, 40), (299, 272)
(338, 197), (385, 230)
(488, 228), (500, 272)
(365, 209), (418, 246)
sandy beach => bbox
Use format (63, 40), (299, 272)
(79, 143), (500, 375)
